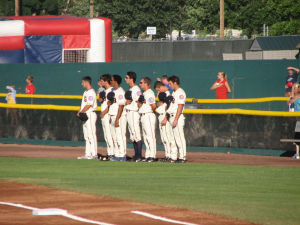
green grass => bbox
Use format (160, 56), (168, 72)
(0, 157), (299, 225)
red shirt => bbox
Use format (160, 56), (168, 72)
(216, 79), (228, 99)
(25, 84), (35, 94)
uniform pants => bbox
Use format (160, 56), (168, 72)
(158, 116), (177, 159)
(110, 115), (127, 157)
(83, 112), (97, 157)
(127, 111), (142, 142)
(169, 114), (186, 160)
(101, 113), (114, 155)
(141, 113), (156, 158)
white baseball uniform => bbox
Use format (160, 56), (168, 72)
(81, 88), (98, 158)
(125, 85), (142, 142)
(108, 87), (127, 157)
(167, 87), (186, 160)
(101, 86), (115, 156)
(156, 101), (177, 159)
(139, 89), (156, 159)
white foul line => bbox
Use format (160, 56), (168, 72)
(0, 201), (115, 225)
(131, 210), (200, 225)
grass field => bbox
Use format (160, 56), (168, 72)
(0, 157), (299, 225)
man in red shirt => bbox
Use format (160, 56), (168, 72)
(25, 76), (35, 94)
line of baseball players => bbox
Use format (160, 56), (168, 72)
(77, 72), (186, 163)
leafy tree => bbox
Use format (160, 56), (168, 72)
(96, 0), (180, 38)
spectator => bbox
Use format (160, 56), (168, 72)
(288, 83), (300, 159)
(6, 84), (18, 125)
(285, 67), (299, 97)
(210, 72), (231, 99)
(157, 75), (172, 93)
(25, 75), (35, 94)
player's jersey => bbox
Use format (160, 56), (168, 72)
(25, 84), (35, 94)
(81, 88), (97, 113)
(139, 89), (156, 114)
(101, 86), (113, 112)
(167, 88), (186, 115)
(108, 87), (125, 116)
(126, 85), (142, 111)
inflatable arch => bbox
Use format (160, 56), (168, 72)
(0, 15), (112, 64)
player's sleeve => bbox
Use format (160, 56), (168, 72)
(86, 92), (96, 105)
(132, 88), (142, 101)
(148, 94), (156, 105)
(177, 91), (186, 104)
(117, 92), (125, 105)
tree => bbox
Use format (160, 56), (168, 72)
(183, 0), (219, 33)
(96, 0), (186, 39)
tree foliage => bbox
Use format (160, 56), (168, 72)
(0, 0), (299, 38)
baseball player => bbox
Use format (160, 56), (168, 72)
(155, 89), (177, 162)
(108, 75), (127, 161)
(165, 75), (186, 163)
(77, 76), (98, 159)
(97, 78), (105, 96)
(124, 71), (143, 161)
(138, 77), (156, 162)
(98, 74), (115, 159)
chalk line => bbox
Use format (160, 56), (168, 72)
(132, 210), (200, 225)
(0, 201), (115, 225)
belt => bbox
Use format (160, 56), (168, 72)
(140, 112), (153, 116)
(126, 109), (138, 112)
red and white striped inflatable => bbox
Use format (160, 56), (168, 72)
(0, 15), (112, 63)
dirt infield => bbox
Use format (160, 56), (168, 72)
(0, 181), (256, 225)
(0, 143), (299, 168)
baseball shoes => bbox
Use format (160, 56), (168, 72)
(110, 156), (119, 161)
(177, 159), (187, 163)
(169, 159), (177, 163)
(293, 154), (299, 159)
(77, 155), (92, 159)
(142, 158), (149, 162)
(147, 157), (154, 162)
(135, 158), (142, 162)
(119, 156), (127, 162)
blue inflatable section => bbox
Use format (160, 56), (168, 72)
(0, 49), (24, 64)
(24, 36), (62, 64)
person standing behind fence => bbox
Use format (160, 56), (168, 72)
(210, 72), (231, 99)
(77, 76), (98, 160)
(25, 76), (35, 94)
(6, 84), (18, 125)
(285, 67), (299, 97)
(288, 83), (300, 159)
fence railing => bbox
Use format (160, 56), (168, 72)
(0, 93), (297, 117)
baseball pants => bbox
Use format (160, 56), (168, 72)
(169, 114), (186, 160)
(83, 112), (98, 157)
(110, 115), (127, 157)
(158, 119), (177, 159)
(141, 113), (156, 158)
(127, 111), (142, 142)
(101, 114), (114, 156)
